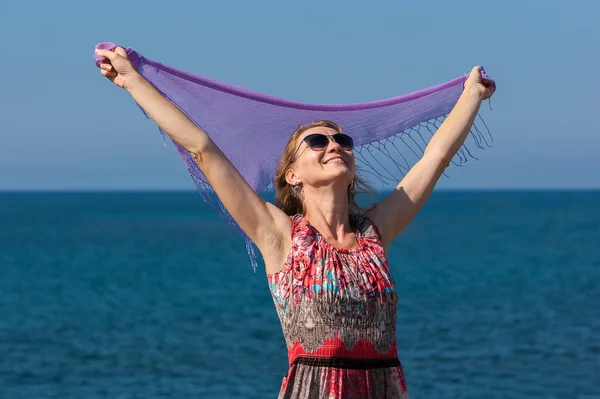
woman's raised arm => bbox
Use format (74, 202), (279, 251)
(365, 66), (496, 252)
(96, 47), (291, 269)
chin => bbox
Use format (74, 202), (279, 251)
(327, 170), (354, 185)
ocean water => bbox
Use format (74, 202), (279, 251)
(0, 190), (598, 398)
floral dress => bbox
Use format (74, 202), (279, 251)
(267, 214), (409, 399)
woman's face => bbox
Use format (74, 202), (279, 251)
(290, 126), (355, 188)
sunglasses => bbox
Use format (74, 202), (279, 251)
(293, 133), (354, 159)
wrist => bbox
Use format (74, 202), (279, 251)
(463, 83), (485, 103)
(124, 72), (145, 93)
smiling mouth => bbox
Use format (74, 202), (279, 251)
(323, 158), (346, 165)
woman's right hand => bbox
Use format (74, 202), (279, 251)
(95, 47), (139, 91)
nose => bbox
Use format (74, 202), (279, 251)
(326, 135), (343, 152)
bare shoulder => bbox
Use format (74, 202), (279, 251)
(258, 205), (293, 275)
(362, 206), (387, 242)
(362, 204), (381, 229)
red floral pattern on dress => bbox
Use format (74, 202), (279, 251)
(267, 214), (409, 399)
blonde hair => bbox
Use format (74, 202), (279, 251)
(273, 120), (374, 216)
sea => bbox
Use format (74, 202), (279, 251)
(0, 190), (598, 399)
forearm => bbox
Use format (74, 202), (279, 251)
(126, 73), (212, 154)
(424, 87), (484, 163)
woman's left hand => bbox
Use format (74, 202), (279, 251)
(465, 66), (496, 100)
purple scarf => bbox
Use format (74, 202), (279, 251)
(94, 42), (494, 270)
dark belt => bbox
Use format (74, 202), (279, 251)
(292, 356), (400, 370)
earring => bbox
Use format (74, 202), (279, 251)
(293, 181), (302, 194)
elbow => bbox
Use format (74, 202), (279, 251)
(189, 149), (204, 165)
(186, 140), (215, 166)
(186, 144), (208, 165)
(424, 148), (451, 169)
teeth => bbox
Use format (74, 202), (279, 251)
(325, 158), (344, 164)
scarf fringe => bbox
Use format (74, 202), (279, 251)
(144, 116), (491, 273)
(129, 54), (493, 272)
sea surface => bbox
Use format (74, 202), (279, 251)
(0, 191), (598, 398)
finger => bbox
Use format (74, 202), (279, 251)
(95, 48), (118, 61)
(467, 66), (482, 82)
(100, 69), (117, 78)
(100, 63), (113, 71)
(114, 47), (128, 58)
(484, 78), (496, 88)
(471, 66), (482, 75)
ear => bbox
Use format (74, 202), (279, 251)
(285, 167), (300, 186)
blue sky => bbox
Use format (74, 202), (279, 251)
(1, 0), (598, 190)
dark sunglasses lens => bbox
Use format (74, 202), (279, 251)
(334, 134), (353, 149)
(304, 133), (354, 150)
(306, 134), (329, 149)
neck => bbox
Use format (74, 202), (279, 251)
(302, 183), (352, 239)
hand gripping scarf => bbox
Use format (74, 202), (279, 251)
(93, 42), (495, 271)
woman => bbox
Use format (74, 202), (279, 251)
(96, 47), (495, 398)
